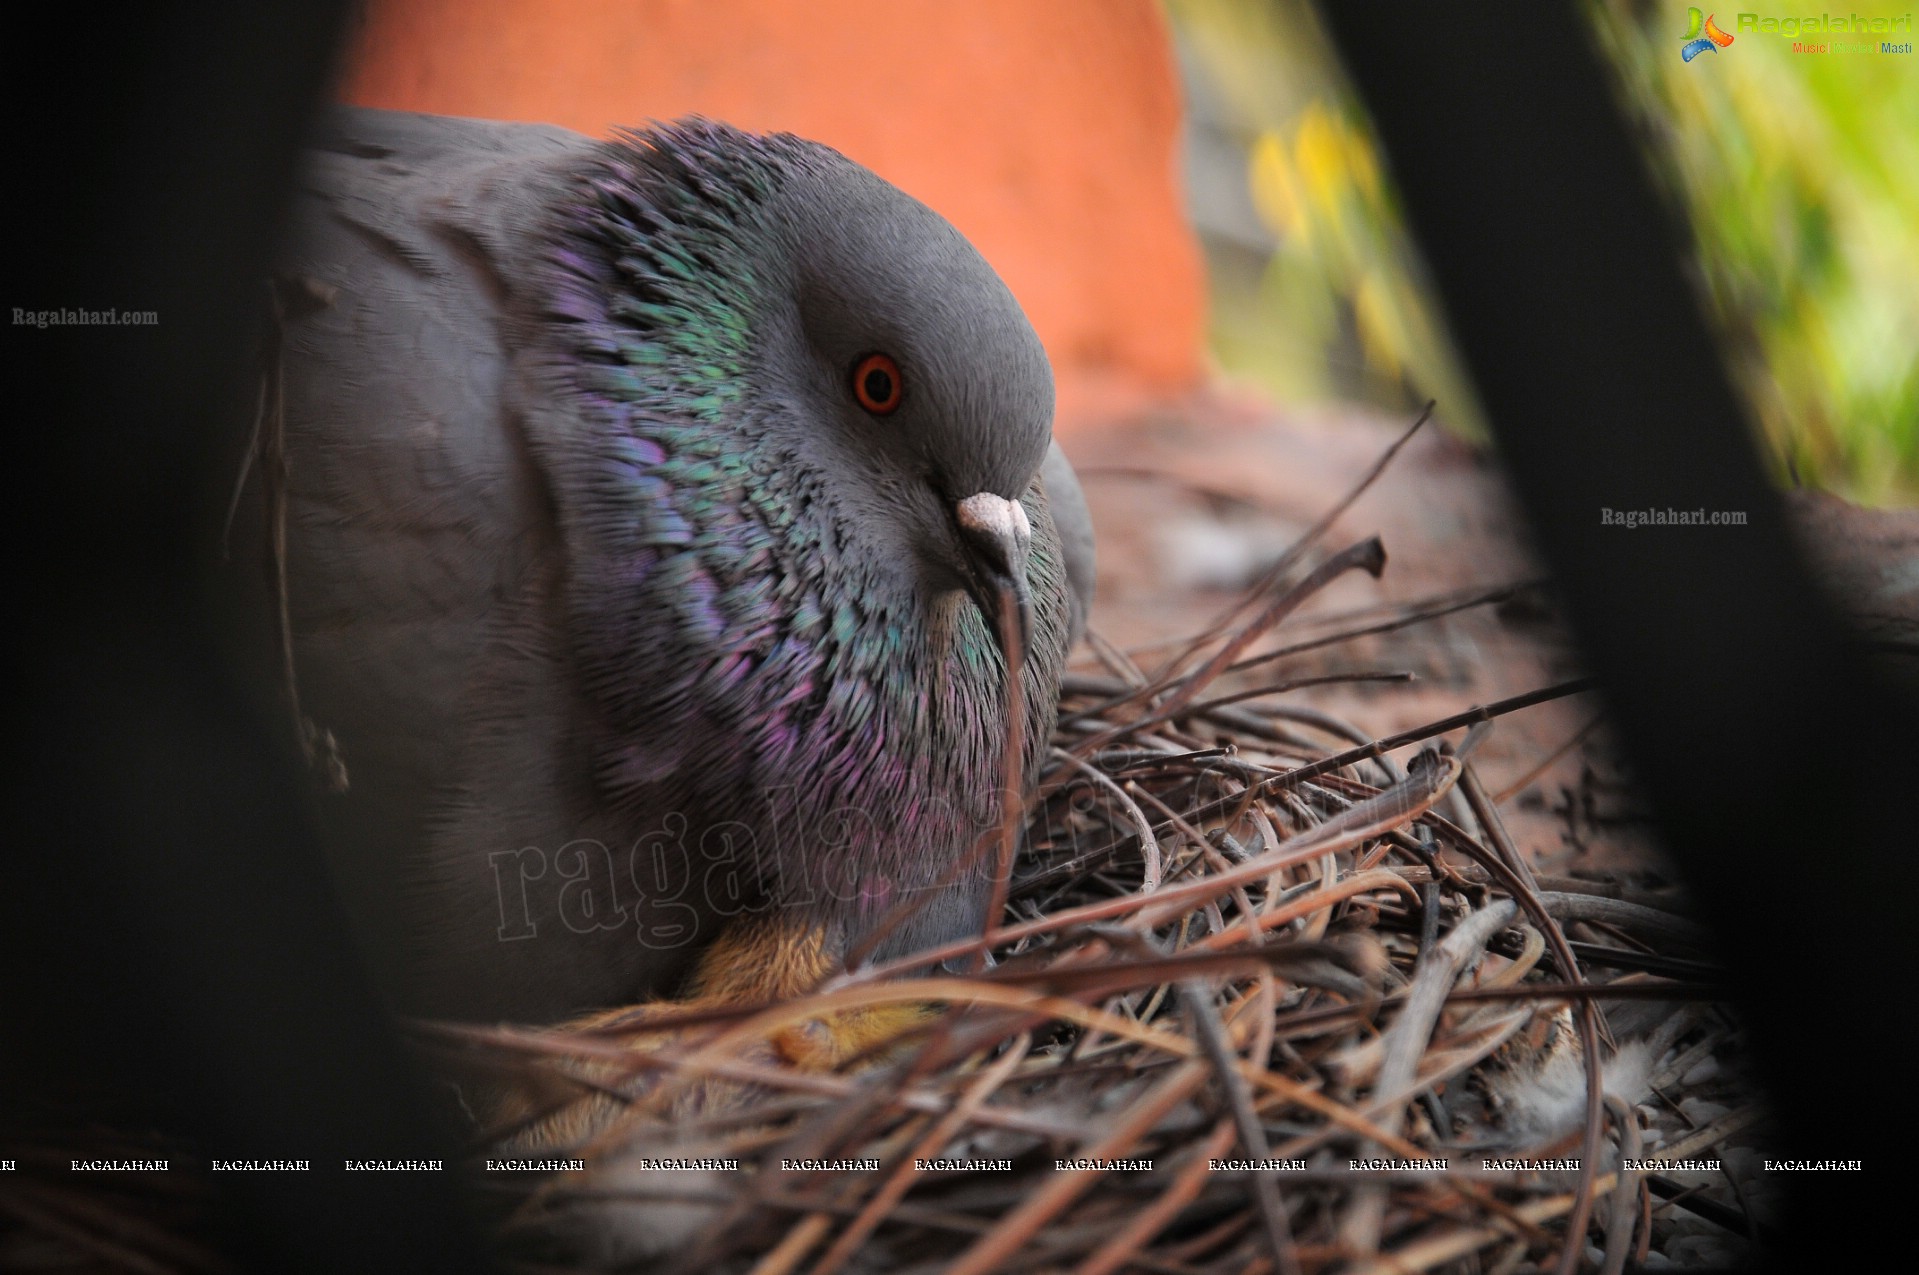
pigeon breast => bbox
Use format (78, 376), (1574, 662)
(265, 107), (1093, 1021)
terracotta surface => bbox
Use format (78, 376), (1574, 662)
(337, 0), (1207, 428)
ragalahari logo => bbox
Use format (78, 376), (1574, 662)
(1682, 8), (1737, 59)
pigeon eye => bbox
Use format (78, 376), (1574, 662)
(851, 353), (903, 415)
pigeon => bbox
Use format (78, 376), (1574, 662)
(260, 107), (1094, 1032)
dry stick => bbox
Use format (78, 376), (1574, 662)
(992, 938), (1348, 997)
(1072, 700), (1545, 910)
(981, 577), (1029, 959)
(1179, 981), (1299, 1275)
(1220, 579), (1544, 678)
(833, 978), (1453, 1176)
(7, 1169), (231, 1273)
(1132, 751), (1461, 933)
(1273, 571), (1546, 644)
(249, 282), (346, 793)
(1072, 1120), (1238, 1275)
(1265, 703), (1408, 790)
(1105, 583), (1543, 714)
(0, 1186), (185, 1275)
(1048, 747), (1163, 892)
(1252, 809), (1318, 940)
(1642, 1012), (1720, 1093)
(943, 1059), (1213, 1275)
(1252, 1125), (1555, 1254)
(1646, 1107), (1767, 1168)
(1057, 670), (1141, 698)
(1634, 1177), (1657, 1270)
(1390, 863), (1685, 913)
(220, 306), (271, 557)
(1059, 669), (1412, 728)
(1599, 1095), (1643, 1275)
(1063, 582), (1415, 760)
(530, 981), (1237, 1144)
(1344, 1189), (1597, 1275)
(1459, 756), (1539, 895)
(1410, 811), (1610, 1275)
(1489, 925), (1550, 990)
(1242, 970), (1279, 1102)
(488, 940), (1321, 1061)
(529, 675), (1619, 1251)
(1339, 898), (1520, 1258)
(1087, 625), (1150, 688)
(1131, 786), (1262, 942)
(1263, 982), (1723, 1046)
(1345, 1112), (1766, 1275)
(848, 751), (1464, 984)
(747, 1214), (835, 1275)
(1149, 401), (1432, 686)
(1532, 893), (1712, 951)
(1013, 775), (1642, 1267)
(1411, 1005), (1537, 1095)
(589, 1186), (998, 1252)
(1391, 798), (1608, 1275)
(1491, 714), (1602, 805)
(1192, 869), (1423, 952)
(1153, 1210), (1254, 1267)
(738, 1100), (918, 1275)
(262, 292), (297, 754)
(1054, 765), (1567, 1242)
(1072, 538), (1389, 762)
(1254, 678), (1597, 792)
(416, 1021), (1078, 1143)
(1077, 921), (1297, 1275)
(805, 1037), (1032, 1275)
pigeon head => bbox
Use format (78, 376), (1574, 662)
(759, 153), (1055, 656)
(556, 120), (1055, 660)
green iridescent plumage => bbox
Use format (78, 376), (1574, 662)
(274, 107), (1090, 1021)
(532, 120), (1075, 962)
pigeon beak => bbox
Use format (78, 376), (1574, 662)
(954, 492), (1033, 667)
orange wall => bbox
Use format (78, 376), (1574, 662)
(338, 0), (1206, 427)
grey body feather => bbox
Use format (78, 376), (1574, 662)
(262, 108), (1094, 1022)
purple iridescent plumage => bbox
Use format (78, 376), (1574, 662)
(270, 106), (1091, 1022)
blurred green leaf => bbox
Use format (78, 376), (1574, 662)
(1167, 0), (1917, 502)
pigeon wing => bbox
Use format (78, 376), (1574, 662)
(1040, 440), (1096, 645)
(272, 108), (708, 1017)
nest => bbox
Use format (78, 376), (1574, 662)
(420, 413), (1765, 1274)
(3, 413), (1769, 1274)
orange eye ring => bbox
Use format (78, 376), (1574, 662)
(852, 352), (904, 415)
